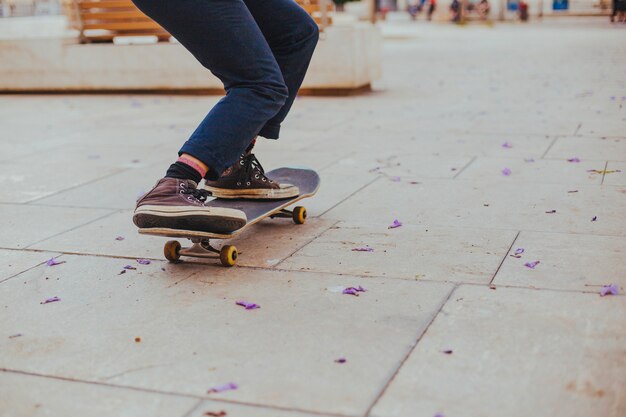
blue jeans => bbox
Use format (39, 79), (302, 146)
(131, 0), (319, 179)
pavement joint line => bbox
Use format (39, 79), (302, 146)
(363, 284), (459, 417)
(180, 398), (205, 417)
(22, 209), (122, 250)
(318, 176), (382, 218)
(24, 167), (132, 205)
(452, 155), (476, 179)
(600, 161), (609, 185)
(573, 122), (582, 135)
(0, 248), (620, 298)
(540, 135), (560, 159)
(23, 156), (177, 207)
(0, 256), (60, 285)
(0, 369), (352, 417)
(488, 230), (521, 286)
(272, 219), (341, 269)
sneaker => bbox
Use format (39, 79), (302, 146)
(133, 178), (247, 233)
(204, 153), (299, 199)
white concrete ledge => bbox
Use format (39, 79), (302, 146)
(0, 20), (381, 94)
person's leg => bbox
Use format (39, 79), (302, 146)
(132, 0), (289, 178)
(243, 0), (319, 140)
(131, 0), (289, 231)
(203, 0), (319, 199)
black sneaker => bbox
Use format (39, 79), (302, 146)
(204, 153), (299, 199)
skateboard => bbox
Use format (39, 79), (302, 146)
(139, 167), (320, 267)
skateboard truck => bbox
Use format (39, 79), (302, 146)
(164, 238), (238, 267)
(270, 207), (307, 224)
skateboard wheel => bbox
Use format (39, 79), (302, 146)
(293, 206), (307, 224)
(164, 240), (181, 262)
(220, 245), (238, 267)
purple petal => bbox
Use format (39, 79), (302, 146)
(342, 288), (359, 296)
(501, 168), (511, 176)
(352, 247), (374, 252)
(137, 259), (151, 265)
(391, 176), (401, 182)
(343, 286), (367, 296)
(123, 265), (137, 270)
(207, 382), (238, 393)
(434, 414), (445, 417)
(501, 142), (513, 149)
(236, 301), (260, 310)
(524, 158), (535, 163)
(115, 236), (125, 241)
(514, 248), (525, 255)
(591, 216), (597, 222)
(600, 284), (619, 297)
(40, 296), (61, 305)
(46, 258), (65, 267)
(567, 157), (581, 163)
(335, 357), (347, 363)
(388, 219), (403, 229)
(524, 261), (540, 269)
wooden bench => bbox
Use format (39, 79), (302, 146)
(296, 0), (334, 26)
(68, 0), (332, 44)
(69, 0), (169, 43)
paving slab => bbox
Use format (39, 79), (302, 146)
(280, 222), (516, 284)
(323, 179), (626, 236)
(0, 144), (172, 204)
(29, 210), (336, 268)
(457, 157), (604, 185)
(33, 164), (167, 210)
(370, 285), (626, 417)
(0, 249), (60, 283)
(545, 136), (626, 162)
(312, 131), (555, 160)
(0, 254), (453, 416)
(0, 204), (114, 249)
(0, 371), (197, 417)
(493, 231), (626, 293)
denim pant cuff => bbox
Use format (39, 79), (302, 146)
(178, 145), (224, 181)
(258, 123), (281, 140)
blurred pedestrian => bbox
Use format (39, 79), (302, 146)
(613, 0), (626, 22)
(477, 0), (490, 19)
(519, 0), (529, 21)
(450, 0), (461, 22)
(427, 0), (437, 20)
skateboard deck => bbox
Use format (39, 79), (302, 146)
(139, 167), (320, 266)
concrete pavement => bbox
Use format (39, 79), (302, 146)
(0, 17), (625, 417)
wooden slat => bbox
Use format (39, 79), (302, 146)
(78, 0), (136, 10)
(81, 11), (149, 20)
(82, 32), (170, 42)
(312, 16), (332, 25)
(300, 4), (333, 13)
(82, 21), (162, 30)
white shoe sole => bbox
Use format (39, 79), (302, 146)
(205, 184), (300, 200)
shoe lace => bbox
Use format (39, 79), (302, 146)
(180, 182), (212, 203)
(238, 153), (273, 185)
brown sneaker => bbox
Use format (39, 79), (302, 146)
(133, 178), (247, 233)
(204, 153), (299, 199)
